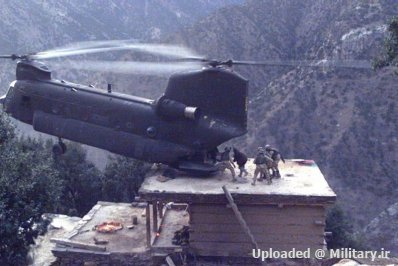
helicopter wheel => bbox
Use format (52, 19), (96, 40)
(163, 168), (177, 179)
(52, 139), (67, 155)
(59, 141), (67, 154)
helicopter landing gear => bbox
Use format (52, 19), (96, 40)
(52, 138), (67, 156)
(162, 167), (177, 179)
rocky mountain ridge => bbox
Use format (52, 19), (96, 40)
(0, 0), (242, 92)
(0, 0), (243, 167)
(0, 0), (397, 254)
(119, 0), (398, 251)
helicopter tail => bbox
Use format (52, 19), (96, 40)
(164, 67), (248, 131)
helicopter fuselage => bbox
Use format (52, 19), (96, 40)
(2, 60), (248, 174)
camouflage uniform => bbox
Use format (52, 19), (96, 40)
(265, 145), (285, 178)
(252, 148), (273, 185)
(216, 147), (236, 181)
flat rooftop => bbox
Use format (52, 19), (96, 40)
(53, 202), (148, 255)
(139, 159), (336, 205)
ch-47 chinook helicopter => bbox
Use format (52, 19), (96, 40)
(0, 41), (372, 175)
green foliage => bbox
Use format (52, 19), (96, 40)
(102, 156), (149, 202)
(0, 112), (62, 265)
(0, 111), (149, 263)
(374, 16), (398, 72)
(0, 111), (14, 145)
(51, 143), (102, 216)
(326, 205), (366, 250)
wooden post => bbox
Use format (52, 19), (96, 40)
(158, 202), (163, 219)
(152, 201), (158, 232)
(132, 215), (138, 225)
(222, 185), (259, 250)
(146, 203), (151, 248)
(50, 238), (106, 252)
(165, 255), (176, 266)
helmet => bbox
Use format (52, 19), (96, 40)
(265, 144), (271, 151)
(257, 147), (265, 153)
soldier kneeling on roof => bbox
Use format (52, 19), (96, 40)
(216, 147), (236, 181)
(265, 144), (285, 178)
(252, 147), (273, 185)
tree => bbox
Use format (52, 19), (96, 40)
(0, 111), (14, 145)
(325, 205), (366, 250)
(0, 112), (62, 265)
(0, 110), (151, 263)
(102, 156), (149, 202)
(0, 111), (106, 263)
(51, 142), (103, 216)
(374, 16), (398, 72)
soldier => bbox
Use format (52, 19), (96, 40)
(252, 147), (273, 185)
(206, 147), (219, 164)
(265, 144), (285, 178)
(232, 147), (248, 177)
(216, 147), (236, 181)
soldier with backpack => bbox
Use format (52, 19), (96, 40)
(265, 144), (285, 178)
(252, 147), (273, 185)
(216, 146), (236, 181)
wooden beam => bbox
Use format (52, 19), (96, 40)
(146, 203), (151, 248)
(139, 190), (336, 205)
(152, 201), (158, 232)
(165, 256), (176, 266)
(190, 204), (325, 216)
(50, 238), (106, 252)
(158, 201), (163, 219)
(190, 223), (324, 235)
(222, 185), (259, 250)
(189, 212), (324, 225)
(190, 231), (324, 244)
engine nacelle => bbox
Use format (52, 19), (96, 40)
(156, 96), (200, 120)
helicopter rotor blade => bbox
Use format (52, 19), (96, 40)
(175, 57), (209, 62)
(230, 59), (373, 69)
(51, 60), (204, 76)
(45, 39), (136, 52)
(0, 54), (23, 60)
(174, 58), (373, 69)
(31, 41), (202, 60)
(2, 39), (373, 71)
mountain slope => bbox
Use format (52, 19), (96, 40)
(0, 0), (243, 92)
(364, 202), (398, 254)
(1, 1), (397, 251)
(0, 0), (244, 168)
(127, 0), (398, 237)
